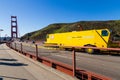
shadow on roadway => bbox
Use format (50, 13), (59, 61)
(0, 58), (28, 66)
(0, 75), (27, 80)
(0, 58), (17, 61)
(0, 62), (28, 66)
(0, 43), (5, 45)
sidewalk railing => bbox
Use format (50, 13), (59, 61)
(6, 42), (112, 80)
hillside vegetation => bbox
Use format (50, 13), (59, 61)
(21, 20), (120, 41)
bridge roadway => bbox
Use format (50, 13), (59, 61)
(0, 44), (77, 80)
(13, 42), (120, 80)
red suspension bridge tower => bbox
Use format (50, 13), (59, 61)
(11, 16), (18, 38)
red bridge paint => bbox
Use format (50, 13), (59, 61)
(11, 16), (18, 38)
(6, 42), (112, 80)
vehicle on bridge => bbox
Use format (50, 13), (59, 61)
(44, 29), (112, 53)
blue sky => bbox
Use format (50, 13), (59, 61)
(0, 0), (120, 37)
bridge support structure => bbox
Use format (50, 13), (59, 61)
(11, 16), (18, 38)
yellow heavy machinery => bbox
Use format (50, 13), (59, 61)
(45, 29), (110, 53)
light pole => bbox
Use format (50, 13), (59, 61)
(0, 29), (3, 43)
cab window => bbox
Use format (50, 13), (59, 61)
(101, 30), (108, 36)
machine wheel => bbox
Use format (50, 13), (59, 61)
(84, 44), (96, 54)
(85, 48), (94, 54)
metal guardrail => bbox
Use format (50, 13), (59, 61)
(6, 42), (112, 80)
(112, 41), (120, 47)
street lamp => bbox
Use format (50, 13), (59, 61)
(0, 29), (3, 43)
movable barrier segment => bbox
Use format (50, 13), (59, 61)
(22, 52), (37, 61)
(38, 56), (73, 76)
(43, 60), (52, 67)
(76, 69), (111, 80)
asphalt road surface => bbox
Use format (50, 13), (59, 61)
(12, 42), (120, 80)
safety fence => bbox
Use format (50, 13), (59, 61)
(6, 42), (112, 80)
